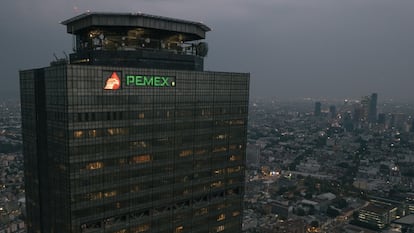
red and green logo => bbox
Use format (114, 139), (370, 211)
(104, 72), (121, 90)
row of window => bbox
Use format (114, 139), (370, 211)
(73, 177), (243, 203)
(72, 126), (245, 140)
(71, 166), (244, 190)
(70, 139), (245, 156)
(75, 188), (242, 220)
(67, 108), (247, 122)
(79, 152), (242, 171)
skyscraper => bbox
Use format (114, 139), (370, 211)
(368, 93), (378, 123)
(329, 105), (336, 119)
(314, 102), (321, 116)
(20, 12), (249, 233)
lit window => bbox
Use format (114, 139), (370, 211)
(107, 128), (116, 135)
(107, 128), (127, 136)
(175, 226), (184, 233)
(86, 162), (103, 170)
(232, 211), (240, 217)
(103, 190), (117, 198)
(113, 229), (127, 233)
(227, 166), (241, 174)
(229, 155), (239, 161)
(138, 113), (145, 119)
(74, 130), (84, 138)
(89, 192), (102, 200)
(195, 149), (207, 155)
(217, 214), (226, 221)
(215, 134), (227, 140)
(211, 181), (224, 188)
(88, 129), (97, 137)
(213, 146), (227, 152)
(216, 225), (225, 232)
(131, 154), (151, 164)
(130, 141), (147, 149)
(179, 149), (192, 157)
(131, 224), (150, 233)
(213, 169), (225, 175)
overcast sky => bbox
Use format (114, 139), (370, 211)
(1, 0), (414, 101)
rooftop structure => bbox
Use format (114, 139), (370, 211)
(61, 12), (211, 70)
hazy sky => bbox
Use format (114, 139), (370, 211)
(1, 0), (414, 101)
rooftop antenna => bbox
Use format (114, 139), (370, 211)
(53, 53), (59, 61)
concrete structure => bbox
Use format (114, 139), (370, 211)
(358, 202), (397, 229)
(20, 12), (249, 233)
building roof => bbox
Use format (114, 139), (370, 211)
(61, 12), (211, 40)
(361, 203), (395, 214)
(394, 215), (414, 225)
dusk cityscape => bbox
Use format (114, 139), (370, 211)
(1, 0), (414, 233)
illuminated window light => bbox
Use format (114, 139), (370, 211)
(179, 149), (192, 157)
(74, 130), (84, 138)
(213, 146), (227, 153)
(174, 226), (184, 233)
(103, 190), (117, 198)
(232, 211), (240, 217)
(88, 129), (97, 137)
(217, 214), (226, 221)
(131, 224), (150, 233)
(131, 154), (151, 164)
(216, 225), (225, 232)
(86, 162), (103, 170)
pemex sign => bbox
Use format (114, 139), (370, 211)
(126, 75), (176, 87)
(104, 71), (176, 90)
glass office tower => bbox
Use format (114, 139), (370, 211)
(20, 13), (249, 233)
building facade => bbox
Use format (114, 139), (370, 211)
(20, 13), (249, 233)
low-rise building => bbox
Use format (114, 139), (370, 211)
(358, 202), (397, 229)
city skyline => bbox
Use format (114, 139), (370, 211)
(2, 0), (414, 101)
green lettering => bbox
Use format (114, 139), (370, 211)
(154, 77), (162, 86)
(126, 75), (135, 85)
(125, 75), (175, 87)
(161, 77), (169, 86)
(144, 77), (153, 86)
(136, 76), (144, 86)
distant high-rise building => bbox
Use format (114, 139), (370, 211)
(411, 119), (414, 133)
(314, 102), (321, 116)
(20, 12), (249, 233)
(378, 113), (387, 125)
(329, 105), (336, 119)
(368, 93), (378, 123)
(391, 113), (407, 130)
